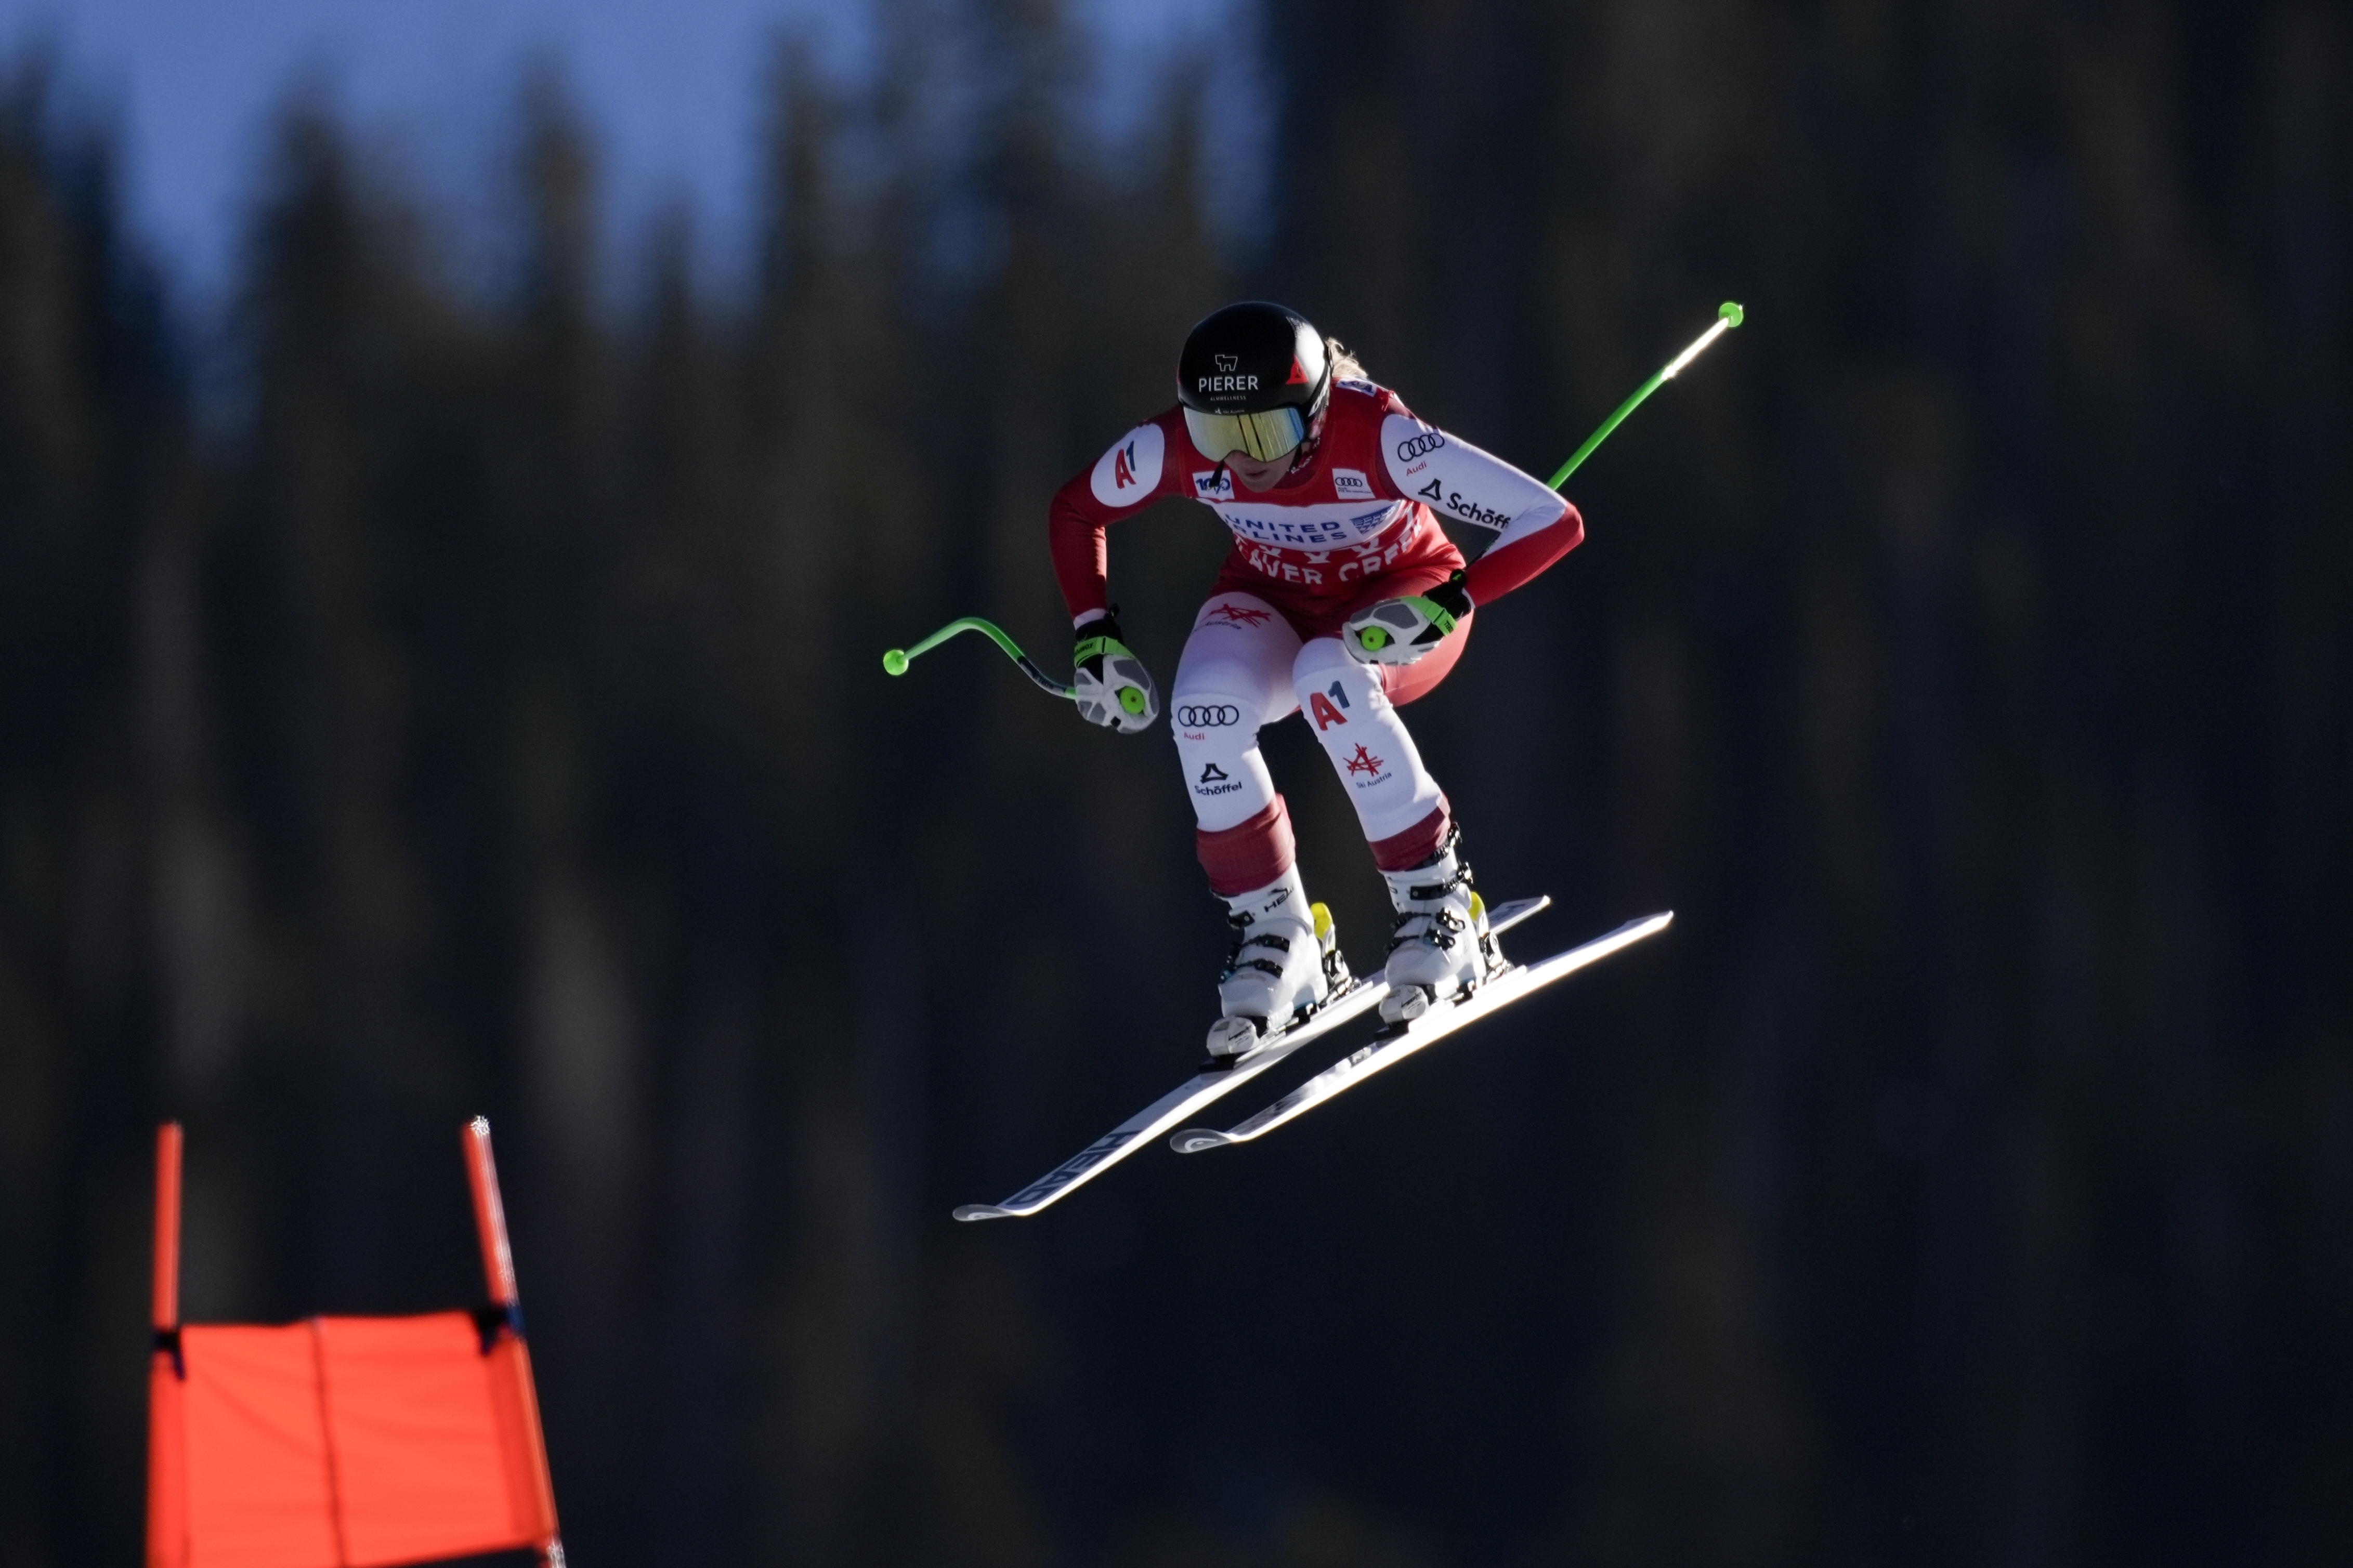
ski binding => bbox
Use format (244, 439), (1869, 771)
(1170, 910), (1671, 1153)
(951, 896), (1553, 1221)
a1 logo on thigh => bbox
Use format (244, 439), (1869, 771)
(1308, 680), (1353, 730)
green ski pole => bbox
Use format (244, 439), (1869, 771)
(882, 616), (1076, 699)
(1546, 301), (1744, 490)
(884, 304), (1743, 699)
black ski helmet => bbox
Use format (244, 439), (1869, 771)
(1176, 302), (1332, 462)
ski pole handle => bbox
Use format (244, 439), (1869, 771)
(882, 616), (1076, 700)
(1546, 301), (1744, 490)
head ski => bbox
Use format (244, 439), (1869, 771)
(952, 897), (1553, 1220)
(1171, 911), (1670, 1153)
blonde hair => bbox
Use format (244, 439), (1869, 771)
(1327, 338), (1369, 386)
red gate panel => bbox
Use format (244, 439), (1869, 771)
(148, 1122), (563, 1568)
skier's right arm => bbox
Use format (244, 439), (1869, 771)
(1050, 416), (1180, 732)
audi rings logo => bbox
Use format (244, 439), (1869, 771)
(1177, 704), (1241, 728)
(1395, 431), (1446, 462)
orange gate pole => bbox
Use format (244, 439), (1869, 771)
(463, 1117), (565, 1567)
(147, 1123), (187, 1568)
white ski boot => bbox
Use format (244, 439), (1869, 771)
(1206, 865), (1347, 1060)
(1377, 824), (1494, 1026)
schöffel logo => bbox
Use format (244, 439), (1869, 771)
(1194, 759), (1244, 798)
(1395, 431), (1446, 462)
(1417, 476), (1512, 529)
(1445, 492), (1512, 528)
(1178, 704), (1240, 727)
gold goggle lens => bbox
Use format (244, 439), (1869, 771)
(1183, 405), (1310, 464)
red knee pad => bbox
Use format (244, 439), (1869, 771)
(1368, 797), (1450, 872)
(1197, 796), (1296, 895)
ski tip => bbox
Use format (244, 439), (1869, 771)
(952, 1204), (1014, 1222)
(1487, 894), (1551, 927)
(1169, 1128), (1232, 1154)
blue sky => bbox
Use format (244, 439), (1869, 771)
(3, 0), (1260, 305)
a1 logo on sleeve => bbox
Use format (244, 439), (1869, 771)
(1332, 467), (1373, 499)
(1089, 421), (1166, 507)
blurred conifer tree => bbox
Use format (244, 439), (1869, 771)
(2, 3), (2348, 1565)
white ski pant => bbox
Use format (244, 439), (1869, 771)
(1170, 592), (1446, 844)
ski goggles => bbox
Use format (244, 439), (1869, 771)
(1183, 404), (1312, 464)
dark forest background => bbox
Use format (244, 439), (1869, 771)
(4, 1), (2350, 1564)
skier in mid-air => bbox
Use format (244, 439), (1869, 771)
(1050, 301), (1586, 1057)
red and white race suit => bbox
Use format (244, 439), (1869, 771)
(1047, 380), (1585, 894)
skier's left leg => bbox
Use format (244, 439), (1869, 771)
(1293, 589), (1491, 1023)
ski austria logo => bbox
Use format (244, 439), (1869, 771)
(1177, 704), (1240, 727)
(1332, 467), (1373, 499)
(1090, 421), (1165, 506)
(1395, 430), (1445, 462)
